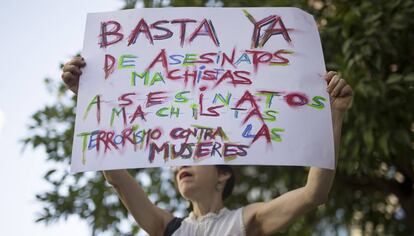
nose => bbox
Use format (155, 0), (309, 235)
(171, 166), (189, 174)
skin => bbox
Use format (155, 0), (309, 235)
(62, 57), (353, 236)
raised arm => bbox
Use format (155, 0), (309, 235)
(103, 170), (173, 236)
(62, 57), (173, 235)
(243, 71), (353, 235)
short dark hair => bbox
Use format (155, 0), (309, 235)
(215, 165), (235, 201)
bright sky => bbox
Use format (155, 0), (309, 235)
(0, 1), (124, 235)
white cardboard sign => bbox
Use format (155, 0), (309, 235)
(71, 7), (334, 172)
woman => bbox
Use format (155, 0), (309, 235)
(62, 56), (353, 236)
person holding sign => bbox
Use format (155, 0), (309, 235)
(62, 56), (353, 235)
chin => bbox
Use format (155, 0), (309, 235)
(179, 185), (196, 200)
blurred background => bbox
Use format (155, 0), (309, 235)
(1, 0), (413, 235)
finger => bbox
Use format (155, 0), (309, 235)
(327, 74), (341, 93)
(68, 57), (86, 67)
(69, 84), (79, 94)
(339, 84), (353, 97)
(62, 71), (78, 85)
(324, 71), (337, 83)
(331, 79), (347, 97)
(62, 64), (82, 76)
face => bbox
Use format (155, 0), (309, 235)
(174, 166), (223, 200)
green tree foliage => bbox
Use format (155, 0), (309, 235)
(23, 0), (414, 235)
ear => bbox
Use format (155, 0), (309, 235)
(217, 170), (231, 184)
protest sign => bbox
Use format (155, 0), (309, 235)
(71, 7), (334, 172)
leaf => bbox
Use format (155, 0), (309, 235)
(363, 129), (374, 152)
(44, 169), (56, 180)
(379, 133), (390, 156)
(403, 73), (414, 82)
(342, 39), (353, 53)
(387, 74), (403, 84)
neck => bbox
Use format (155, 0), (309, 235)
(191, 193), (224, 218)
